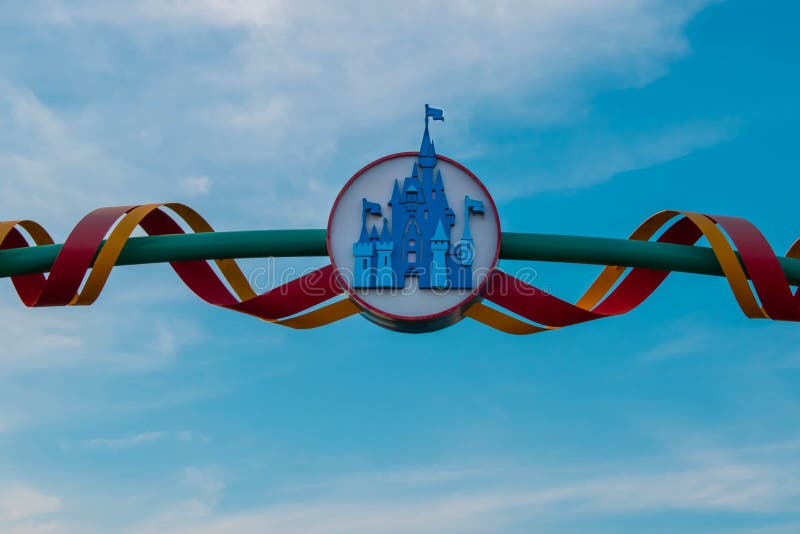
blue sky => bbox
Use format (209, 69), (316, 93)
(1, 0), (800, 532)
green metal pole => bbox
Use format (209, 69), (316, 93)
(0, 230), (328, 278)
(500, 232), (800, 284)
(502, 232), (778, 276)
(0, 229), (799, 286)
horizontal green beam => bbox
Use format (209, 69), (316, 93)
(0, 229), (798, 285)
(500, 232), (800, 285)
(0, 229), (328, 278)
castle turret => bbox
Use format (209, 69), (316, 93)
(430, 219), (450, 288)
(375, 218), (395, 288)
(353, 225), (374, 288)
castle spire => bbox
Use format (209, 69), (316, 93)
(389, 179), (400, 207)
(431, 219), (448, 243)
(419, 105), (441, 169)
(379, 218), (391, 242)
(418, 123), (436, 168)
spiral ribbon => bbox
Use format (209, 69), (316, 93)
(0, 204), (358, 329)
(467, 210), (800, 334)
(1, 204), (800, 334)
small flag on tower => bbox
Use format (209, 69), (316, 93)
(465, 196), (484, 214)
(362, 198), (382, 216)
(425, 104), (444, 122)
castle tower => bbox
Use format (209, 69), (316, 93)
(352, 223), (374, 288)
(418, 123), (437, 220)
(375, 218), (395, 288)
(430, 219), (450, 288)
(403, 216), (422, 274)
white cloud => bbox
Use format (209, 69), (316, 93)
(2, 435), (797, 534)
(0, 486), (61, 522)
(84, 431), (167, 450)
(0, 271), (207, 431)
(0, 251), (209, 381)
(62, 430), (210, 452)
(24, 0), (289, 27)
(126, 466), (797, 534)
(0, 0), (720, 228)
(176, 430), (210, 443)
(113, 441), (800, 534)
(69, 429), (209, 451)
(493, 119), (735, 199)
(0, 295), (199, 377)
(636, 316), (800, 367)
(181, 0), (712, 159)
(5, 523), (61, 534)
(177, 176), (212, 197)
(640, 329), (712, 362)
(0, 82), (160, 231)
(182, 466), (226, 500)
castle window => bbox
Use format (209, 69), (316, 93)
(407, 191), (417, 202)
(408, 251), (416, 263)
(363, 259), (368, 268)
(432, 191), (436, 199)
(424, 210), (428, 219)
(383, 257), (388, 266)
(409, 239), (416, 247)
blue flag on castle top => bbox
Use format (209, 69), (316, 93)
(362, 198), (382, 215)
(425, 104), (444, 121)
(465, 196), (484, 214)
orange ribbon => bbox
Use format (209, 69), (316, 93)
(0, 204), (358, 329)
(471, 210), (794, 334)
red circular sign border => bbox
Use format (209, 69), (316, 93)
(326, 152), (502, 329)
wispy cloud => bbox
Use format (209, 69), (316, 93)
(637, 315), (800, 366)
(177, 176), (212, 197)
(181, 466), (226, 501)
(494, 119), (736, 199)
(84, 431), (167, 450)
(113, 439), (800, 534)
(639, 318), (717, 362)
(0, 484), (65, 534)
(0, 280), (206, 433)
(0, 1), (717, 228)
(0, 82), (154, 230)
(6, 429), (800, 534)
(76, 430), (209, 450)
(0, 486), (61, 522)
(0, 296), (200, 378)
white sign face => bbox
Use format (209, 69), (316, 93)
(328, 151), (500, 331)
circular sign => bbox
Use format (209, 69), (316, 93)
(328, 150), (501, 332)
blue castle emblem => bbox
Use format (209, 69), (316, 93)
(353, 106), (485, 289)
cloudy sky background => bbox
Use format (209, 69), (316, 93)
(1, 0), (800, 532)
